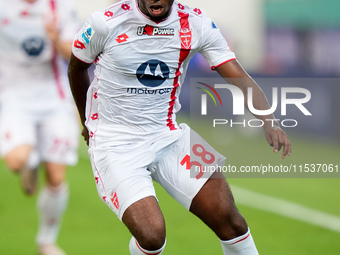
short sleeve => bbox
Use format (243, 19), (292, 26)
(71, 12), (109, 64)
(198, 15), (236, 70)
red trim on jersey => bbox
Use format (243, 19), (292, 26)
(211, 58), (237, 70)
(167, 11), (191, 131)
(135, 240), (163, 255)
(72, 53), (93, 65)
(103, 1), (132, 22)
(49, 0), (65, 99)
(230, 233), (250, 245)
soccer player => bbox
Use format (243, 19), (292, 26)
(68, 0), (291, 254)
(0, 0), (80, 254)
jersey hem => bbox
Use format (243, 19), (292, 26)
(211, 58), (237, 70)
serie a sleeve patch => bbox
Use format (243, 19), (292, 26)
(82, 25), (96, 44)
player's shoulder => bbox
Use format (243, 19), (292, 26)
(173, 1), (207, 19)
(173, 1), (219, 33)
(86, 0), (133, 34)
(94, 0), (133, 24)
(84, 0), (133, 38)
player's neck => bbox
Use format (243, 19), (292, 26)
(137, 0), (173, 23)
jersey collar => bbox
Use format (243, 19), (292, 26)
(132, 0), (175, 25)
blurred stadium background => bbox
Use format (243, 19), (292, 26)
(1, 0), (339, 254)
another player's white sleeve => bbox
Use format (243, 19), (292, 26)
(198, 15), (236, 70)
(72, 13), (109, 64)
(58, 0), (81, 42)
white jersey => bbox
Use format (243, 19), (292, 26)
(72, 0), (236, 146)
(0, 0), (79, 106)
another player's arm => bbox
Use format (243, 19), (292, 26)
(44, 0), (80, 60)
(216, 59), (291, 159)
(44, 21), (73, 60)
(68, 54), (92, 145)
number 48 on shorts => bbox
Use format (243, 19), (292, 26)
(181, 129), (226, 179)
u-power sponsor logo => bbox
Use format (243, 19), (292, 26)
(137, 25), (175, 36)
(197, 83), (311, 128)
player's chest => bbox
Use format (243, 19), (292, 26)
(106, 22), (198, 59)
(102, 22), (199, 74)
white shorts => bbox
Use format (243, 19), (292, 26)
(89, 123), (226, 220)
(0, 101), (79, 165)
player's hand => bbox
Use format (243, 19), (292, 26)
(44, 21), (59, 44)
(43, 13), (59, 44)
(263, 124), (291, 159)
(81, 126), (90, 146)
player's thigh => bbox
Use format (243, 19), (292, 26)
(151, 123), (226, 210)
(38, 107), (79, 165)
(89, 146), (158, 221)
(190, 171), (248, 239)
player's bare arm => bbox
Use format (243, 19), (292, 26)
(68, 54), (92, 145)
(216, 59), (291, 159)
